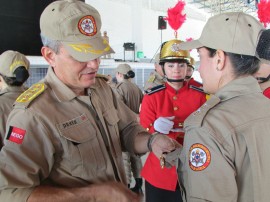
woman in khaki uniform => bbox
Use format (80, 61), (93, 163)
(168, 12), (270, 202)
(113, 63), (144, 194)
(0, 50), (29, 148)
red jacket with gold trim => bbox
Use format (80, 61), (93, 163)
(263, 87), (270, 99)
(140, 82), (206, 191)
(188, 77), (202, 87)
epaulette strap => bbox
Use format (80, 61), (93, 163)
(190, 85), (206, 94)
(145, 84), (166, 95)
(147, 74), (156, 82)
(15, 83), (47, 108)
(96, 74), (109, 82)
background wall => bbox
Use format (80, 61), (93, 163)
(86, 0), (208, 61)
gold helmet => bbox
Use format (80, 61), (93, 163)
(188, 57), (195, 69)
(159, 39), (190, 63)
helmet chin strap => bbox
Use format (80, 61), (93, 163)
(256, 74), (270, 84)
(166, 77), (184, 82)
(162, 66), (185, 83)
(185, 76), (191, 79)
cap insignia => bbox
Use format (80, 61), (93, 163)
(68, 40), (110, 54)
(10, 60), (28, 73)
(78, 15), (97, 36)
(171, 42), (179, 53)
(189, 143), (211, 171)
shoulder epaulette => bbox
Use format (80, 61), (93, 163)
(147, 74), (156, 83)
(145, 84), (166, 95)
(189, 85), (206, 94)
(15, 83), (47, 108)
(96, 74), (109, 82)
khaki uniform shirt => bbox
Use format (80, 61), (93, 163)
(180, 76), (270, 202)
(113, 80), (144, 180)
(0, 67), (146, 201)
(0, 86), (25, 148)
(143, 71), (165, 91)
(113, 80), (143, 114)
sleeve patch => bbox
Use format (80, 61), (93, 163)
(189, 143), (211, 171)
(6, 126), (26, 144)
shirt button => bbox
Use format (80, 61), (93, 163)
(150, 123), (153, 126)
(173, 106), (179, 111)
(146, 128), (150, 131)
(173, 96), (177, 100)
(178, 123), (183, 127)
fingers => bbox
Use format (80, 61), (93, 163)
(91, 181), (141, 202)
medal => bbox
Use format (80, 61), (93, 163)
(160, 154), (165, 169)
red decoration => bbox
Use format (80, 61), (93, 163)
(186, 37), (194, 51)
(164, 0), (186, 38)
(186, 37), (193, 42)
(257, 0), (270, 28)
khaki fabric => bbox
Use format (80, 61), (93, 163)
(143, 71), (165, 91)
(115, 64), (132, 75)
(0, 86), (26, 148)
(0, 66), (147, 201)
(0, 50), (29, 77)
(40, 0), (114, 62)
(113, 80), (143, 114)
(179, 76), (270, 202)
(178, 12), (264, 56)
(112, 79), (143, 181)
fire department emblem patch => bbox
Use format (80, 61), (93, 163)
(189, 143), (211, 171)
(78, 15), (97, 36)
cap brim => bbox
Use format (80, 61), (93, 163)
(63, 36), (115, 62)
(178, 39), (204, 51)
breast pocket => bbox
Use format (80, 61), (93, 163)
(58, 116), (106, 181)
(103, 107), (122, 154)
(103, 107), (120, 137)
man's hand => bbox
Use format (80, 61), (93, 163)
(150, 134), (181, 157)
(89, 181), (141, 202)
(28, 182), (141, 202)
(164, 147), (183, 168)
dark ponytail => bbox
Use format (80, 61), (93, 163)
(2, 66), (29, 86)
(124, 70), (135, 79)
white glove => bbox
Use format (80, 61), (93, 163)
(154, 116), (175, 134)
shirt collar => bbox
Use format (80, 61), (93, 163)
(0, 86), (25, 96)
(44, 66), (77, 102)
(215, 76), (262, 101)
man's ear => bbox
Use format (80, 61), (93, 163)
(41, 46), (56, 67)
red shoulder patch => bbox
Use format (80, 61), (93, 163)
(6, 126), (26, 144)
